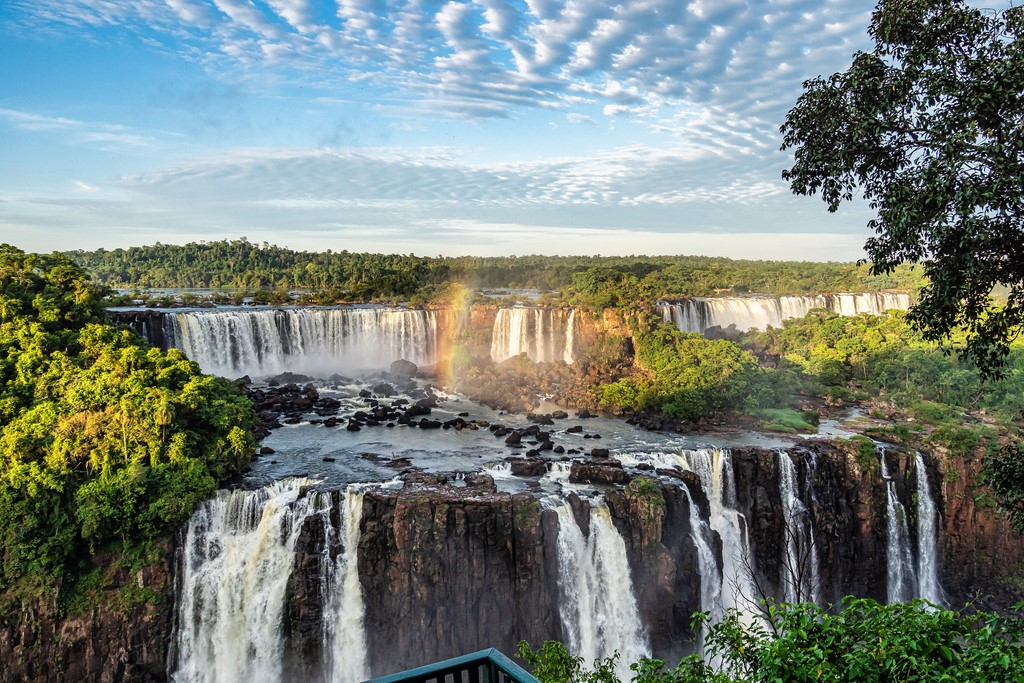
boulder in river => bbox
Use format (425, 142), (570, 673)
(389, 359), (418, 379)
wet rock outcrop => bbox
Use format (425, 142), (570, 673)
(0, 548), (174, 683)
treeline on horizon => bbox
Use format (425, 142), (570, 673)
(66, 238), (925, 298)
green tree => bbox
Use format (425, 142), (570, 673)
(781, 0), (1024, 376)
(0, 245), (258, 590)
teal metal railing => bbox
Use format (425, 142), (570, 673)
(365, 648), (541, 683)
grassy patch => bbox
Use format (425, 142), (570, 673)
(908, 400), (958, 426)
(927, 423), (997, 458)
(752, 408), (819, 433)
(863, 423), (917, 443)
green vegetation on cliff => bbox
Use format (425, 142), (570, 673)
(519, 598), (1024, 683)
(0, 246), (257, 593)
(600, 320), (775, 421)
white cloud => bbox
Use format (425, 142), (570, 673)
(4, 0), (883, 142)
(0, 108), (163, 151)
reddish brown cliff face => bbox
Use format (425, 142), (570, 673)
(0, 552), (173, 683)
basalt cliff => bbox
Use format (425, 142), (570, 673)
(4, 440), (1022, 682)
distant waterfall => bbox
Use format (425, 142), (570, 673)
(681, 450), (760, 618)
(778, 452), (820, 604)
(551, 498), (649, 679)
(563, 309), (576, 365)
(490, 308), (577, 363)
(915, 453), (944, 606)
(162, 307), (443, 378)
(172, 481), (370, 683)
(657, 292), (911, 333)
(881, 452), (917, 604)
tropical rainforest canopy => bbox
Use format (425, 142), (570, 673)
(0, 245), (257, 593)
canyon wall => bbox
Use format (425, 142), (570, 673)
(0, 552), (173, 682)
(5, 442), (1024, 682)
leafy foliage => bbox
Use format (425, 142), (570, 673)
(601, 320), (775, 421)
(983, 443), (1024, 533)
(0, 246), (257, 590)
(781, 0), (1024, 376)
(519, 599), (1024, 683)
(747, 309), (1024, 423)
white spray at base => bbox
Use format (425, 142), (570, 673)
(550, 497), (649, 681)
(172, 480), (371, 683)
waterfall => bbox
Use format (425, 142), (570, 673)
(490, 308), (577, 363)
(681, 450), (760, 619)
(657, 292), (911, 334)
(563, 309), (577, 364)
(162, 307), (442, 378)
(551, 498), (649, 678)
(172, 481), (371, 683)
(324, 488), (370, 683)
(880, 451), (916, 603)
(679, 486), (722, 621)
(172, 479), (323, 683)
(777, 452), (820, 604)
(615, 448), (760, 618)
(915, 453), (944, 606)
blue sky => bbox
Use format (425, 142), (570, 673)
(0, 0), (926, 259)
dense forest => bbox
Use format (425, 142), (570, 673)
(67, 239), (925, 299)
(0, 246), (257, 603)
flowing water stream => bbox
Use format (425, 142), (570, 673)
(550, 498), (649, 680)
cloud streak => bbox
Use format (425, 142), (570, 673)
(0, 108), (164, 151)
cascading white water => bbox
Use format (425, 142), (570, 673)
(778, 452), (820, 604)
(657, 292), (911, 334)
(172, 479), (325, 683)
(678, 486), (722, 621)
(173, 481), (371, 683)
(324, 488), (370, 683)
(615, 449), (761, 619)
(563, 309), (577, 364)
(490, 308), (577, 364)
(551, 498), (649, 679)
(163, 307), (442, 378)
(681, 449), (760, 619)
(880, 451), (916, 603)
(914, 453), (944, 606)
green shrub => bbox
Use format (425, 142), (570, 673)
(518, 599), (1024, 683)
